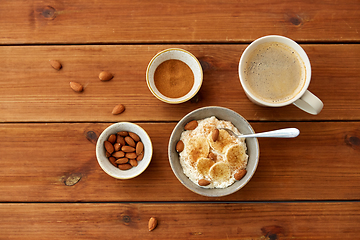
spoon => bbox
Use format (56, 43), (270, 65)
(218, 127), (300, 139)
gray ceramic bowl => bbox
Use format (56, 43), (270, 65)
(96, 122), (153, 179)
(168, 106), (260, 197)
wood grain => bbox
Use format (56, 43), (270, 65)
(0, 122), (359, 202)
(1, 1), (358, 238)
(0, 44), (359, 122)
(1, 202), (359, 239)
(0, 0), (359, 44)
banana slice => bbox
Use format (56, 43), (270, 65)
(184, 136), (210, 166)
(208, 129), (237, 153)
(209, 162), (231, 182)
(196, 157), (215, 177)
(225, 144), (248, 170)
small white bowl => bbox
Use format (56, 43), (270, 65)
(168, 106), (260, 197)
(146, 48), (203, 104)
(96, 122), (153, 179)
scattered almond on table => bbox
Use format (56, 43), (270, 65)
(70, 81), (83, 92)
(49, 60), (62, 70)
(112, 104), (125, 115)
(53, 64), (124, 116)
(99, 71), (113, 81)
(105, 131), (144, 170)
(148, 217), (158, 231)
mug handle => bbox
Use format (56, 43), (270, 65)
(293, 90), (323, 115)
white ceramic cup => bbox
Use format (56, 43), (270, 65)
(239, 35), (323, 115)
(146, 48), (203, 104)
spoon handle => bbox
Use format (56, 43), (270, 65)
(242, 128), (300, 138)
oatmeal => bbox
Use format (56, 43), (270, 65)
(179, 116), (248, 188)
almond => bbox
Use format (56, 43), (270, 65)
(49, 60), (62, 70)
(99, 71), (113, 81)
(125, 152), (137, 159)
(108, 156), (117, 167)
(105, 130), (143, 170)
(136, 152), (144, 161)
(208, 152), (216, 161)
(116, 135), (126, 145)
(234, 169), (247, 181)
(148, 217), (158, 231)
(129, 159), (138, 167)
(112, 104), (125, 115)
(129, 132), (140, 142)
(70, 82), (83, 92)
(125, 136), (136, 147)
(115, 157), (129, 164)
(184, 120), (198, 130)
(104, 141), (114, 154)
(198, 179), (211, 186)
(122, 146), (135, 152)
(117, 131), (128, 137)
(212, 129), (219, 142)
(107, 134), (117, 144)
(118, 163), (132, 170)
(176, 140), (184, 152)
(114, 143), (121, 151)
(112, 151), (125, 158)
(136, 142), (144, 155)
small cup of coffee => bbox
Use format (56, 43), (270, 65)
(146, 48), (203, 104)
(238, 35), (323, 115)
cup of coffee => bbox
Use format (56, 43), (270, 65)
(238, 35), (323, 115)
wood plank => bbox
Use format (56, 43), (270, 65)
(0, 202), (359, 239)
(0, 0), (359, 44)
(0, 44), (359, 122)
(0, 122), (359, 202)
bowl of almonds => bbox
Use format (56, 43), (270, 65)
(168, 106), (260, 197)
(96, 122), (153, 179)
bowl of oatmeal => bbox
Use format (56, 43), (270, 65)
(168, 106), (259, 197)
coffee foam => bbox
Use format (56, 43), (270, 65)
(243, 42), (306, 104)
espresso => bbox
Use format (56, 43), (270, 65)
(243, 42), (306, 103)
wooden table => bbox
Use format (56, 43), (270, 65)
(1, 1), (360, 239)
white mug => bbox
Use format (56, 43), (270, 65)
(238, 35), (323, 115)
